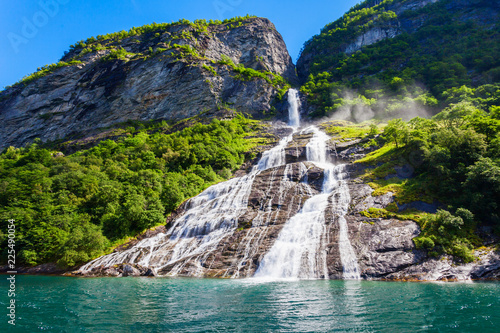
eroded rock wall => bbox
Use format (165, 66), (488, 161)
(0, 18), (296, 149)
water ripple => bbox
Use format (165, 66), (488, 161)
(0, 276), (498, 332)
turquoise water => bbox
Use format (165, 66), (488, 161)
(0, 276), (499, 332)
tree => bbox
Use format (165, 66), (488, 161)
(464, 157), (500, 223)
(383, 118), (409, 148)
(432, 101), (480, 128)
(57, 219), (109, 267)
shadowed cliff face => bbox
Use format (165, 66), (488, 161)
(0, 17), (296, 149)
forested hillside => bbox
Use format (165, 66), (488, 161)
(297, 0), (500, 119)
(0, 115), (268, 267)
(294, 0), (500, 263)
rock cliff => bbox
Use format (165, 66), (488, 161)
(0, 17), (295, 149)
(297, 0), (499, 81)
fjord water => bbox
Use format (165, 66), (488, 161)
(1, 275), (499, 332)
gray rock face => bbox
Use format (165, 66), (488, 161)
(0, 18), (296, 149)
(341, 0), (442, 54)
(344, 26), (401, 54)
(385, 250), (500, 281)
(122, 264), (141, 277)
(317, 166), (426, 280)
(72, 263), (150, 277)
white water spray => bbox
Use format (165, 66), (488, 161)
(287, 88), (300, 128)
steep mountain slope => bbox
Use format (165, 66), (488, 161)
(0, 17), (295, 149)
(297, 0), (500, 118)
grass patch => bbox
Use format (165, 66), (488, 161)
(320, 120), (383, 142)
(101, 47), (137, 61)
(202, 64), (219, 76)
(359, 207), (429, 222)
(9, 60), (83, 88)
(355, 142), (396, 165)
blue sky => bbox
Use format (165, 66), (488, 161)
(0, 0), (361, 89)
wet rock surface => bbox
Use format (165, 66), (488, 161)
(159, 162), (325, 278)
(70, 263), (151, 278)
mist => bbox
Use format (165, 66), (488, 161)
(325, 86), (434, 123)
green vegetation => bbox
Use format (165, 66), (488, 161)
(320, 120), (382, 142)
(355, 91), (500, 261)
(8, 60), (83, 88)
(300, 0), (499, 118)
(101, 47), (137, 62)
(305, 0), (500, 261)
(217, 55), (290, 99)
(78, 43), (110, 57)
(203, 64), (219, 76)
(305, 0), (403, 54)
(360, 207), (427, 223)
(172, 43), (203, 60)
(0, 115), (265, 268)
(413, 209), (480, 263)
(69, 15), (257, 51)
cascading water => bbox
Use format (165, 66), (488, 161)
(332, 166), (361, 280)
(79, 105), (297, 275)
(80, 89), (361, 280)
(287, 88), (300, 128)
(254, 96), (360, 280)
(79, 135), (291, 275)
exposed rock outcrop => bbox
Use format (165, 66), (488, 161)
(342, 0), (441, 54)
(0, 17), (296, 149)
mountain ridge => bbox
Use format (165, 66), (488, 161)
(297, 0), (500, 118)
(0, 16), (294, 149)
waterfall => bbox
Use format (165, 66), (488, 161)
(79, 114), (293, 275)
(327, 165), (361, 280)
(79, 172), (258, 274)
(79, 136), (293, 274)
(79, 88), (361, 280)
(256, 134), (293, 171)
(254, 96), (361, 280)
(287, 89), (300, 128)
